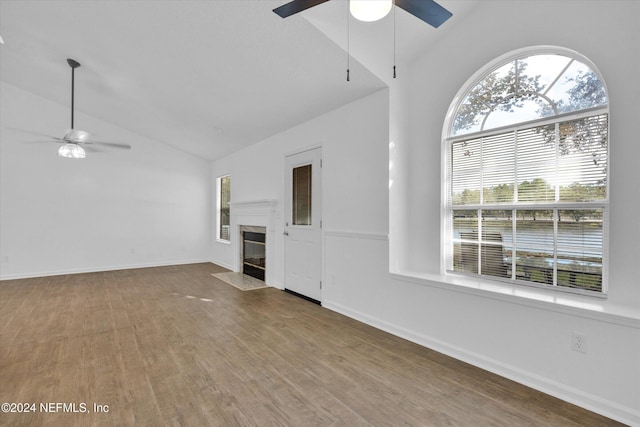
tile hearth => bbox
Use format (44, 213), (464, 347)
(212, 272), (268, 291)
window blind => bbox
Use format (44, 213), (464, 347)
(448, 113), (607, 293)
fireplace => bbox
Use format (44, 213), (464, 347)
(231, 200), (276, 286)
(240, 225), (266, 281)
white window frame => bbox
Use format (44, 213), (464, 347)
(216, 174), (231, 243)
(441, 46), (609, 297)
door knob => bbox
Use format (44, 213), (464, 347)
(283, 231), (289, 236)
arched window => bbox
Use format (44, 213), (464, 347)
(444, 47), (608, 295)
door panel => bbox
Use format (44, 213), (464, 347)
(284, 147), (322, 302)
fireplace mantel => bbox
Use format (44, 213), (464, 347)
(230, 199), (277, 212)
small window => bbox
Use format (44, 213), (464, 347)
(217, 175), (231, 241)
(292, 164), (312, 225)
(445, 48), (608, 295)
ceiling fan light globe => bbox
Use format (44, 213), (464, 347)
(350, 0), (392, 22)
(58, 143), (86, 159)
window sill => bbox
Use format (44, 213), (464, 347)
(216, 239), (231, 245)
(389, 271), (640, 328)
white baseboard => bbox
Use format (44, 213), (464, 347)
(0, 259), (212, 281)
(210, 258), (234, 271)
(322, 299), (639, 427)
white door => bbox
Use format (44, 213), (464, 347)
(284, 147), (322, 302)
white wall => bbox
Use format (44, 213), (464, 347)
(211, 89), (390, 284)
(403, 0), (640, 307)
(388, 0), (639, 423)
(0, 82), (212, 278)
(213, 1), (639, 424)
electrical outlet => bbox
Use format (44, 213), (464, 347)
(572, 332), (587, 354)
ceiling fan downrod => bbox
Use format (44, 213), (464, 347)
(67, 58), (81, 129)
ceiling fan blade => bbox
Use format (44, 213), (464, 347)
(273, 0), (330, 18)
(395, 0), (452, 28)
(86, 141), (132, 150)
(9, 127), (64, 141)
(20, 140), (63, 145)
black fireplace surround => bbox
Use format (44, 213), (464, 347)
(242, 229), (266, 281)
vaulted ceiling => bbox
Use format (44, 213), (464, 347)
(0, 0), (475, 160)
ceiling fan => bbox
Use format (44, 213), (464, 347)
(22, 58), (131, 159)
(273, 0), (452, 28)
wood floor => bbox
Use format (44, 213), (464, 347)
(0, 263), (623, 426)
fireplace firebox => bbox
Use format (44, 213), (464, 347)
(241, 226), (266, 281)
